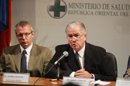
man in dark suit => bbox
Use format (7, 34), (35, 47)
(123, 56), (130, 77)
(45, 21), (117, 81)
(0, 21), (52, 77)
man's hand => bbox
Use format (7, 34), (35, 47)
(75, 68), (93, 78)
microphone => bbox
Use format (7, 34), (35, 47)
(44, 51), (69, 77)
(34, 51), (69, 84)
(54, 51), (69, 65)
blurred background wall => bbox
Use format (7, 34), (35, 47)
(12, 0), (130, 77)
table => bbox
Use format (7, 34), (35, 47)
(0, 76), (62, 86)
(0, 76), (116, 86)
(98, 81), (115, 86)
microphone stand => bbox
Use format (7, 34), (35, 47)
(57, 63), (60, 80)
(48, 63), (61, 83)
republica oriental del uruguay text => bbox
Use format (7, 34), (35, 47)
(67, 3), (130, 16)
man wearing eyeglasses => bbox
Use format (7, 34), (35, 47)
(0, 21), (52, 77)
(45, 21), (117, 81)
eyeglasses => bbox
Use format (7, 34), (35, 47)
(16, 32), (32, 38)
(67, 33), (83, 39)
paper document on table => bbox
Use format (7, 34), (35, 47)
(63, 77), (94, 86)
(93, 80), (111, 85)
(116, 78), (130, 86)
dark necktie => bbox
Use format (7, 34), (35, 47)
(20, 50), (27, 73)
(75, 52), (81, 69)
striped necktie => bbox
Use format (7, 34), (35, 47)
(75, 52), (81, 69)
(20, 50), (27, 73)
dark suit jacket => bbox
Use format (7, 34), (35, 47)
(0, 44), (52, 77)
(45, 43), (117, 81)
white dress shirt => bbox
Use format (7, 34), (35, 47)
(77, 44), (85, 68)
(70, 43), (85, 77)
(20, 43), (33, 69)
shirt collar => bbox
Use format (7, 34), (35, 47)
(20, 43), (33, 55)
(74, 43), (85, 57)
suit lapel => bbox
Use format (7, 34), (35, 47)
(67, 43), (93, 71)
(28, 44), (36, 70)
(83, 43), (93, 70)
(13, 45), (21, 72)
(67, 48), (79, 71)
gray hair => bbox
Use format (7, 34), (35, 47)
(65, 21), (86, 33)
(15, 20), (34, 32)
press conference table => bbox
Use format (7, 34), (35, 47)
(0, 76), (116, 86)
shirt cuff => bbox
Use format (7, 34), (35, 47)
(69, 72), (75, 77)
(91, 74), (95, 80)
